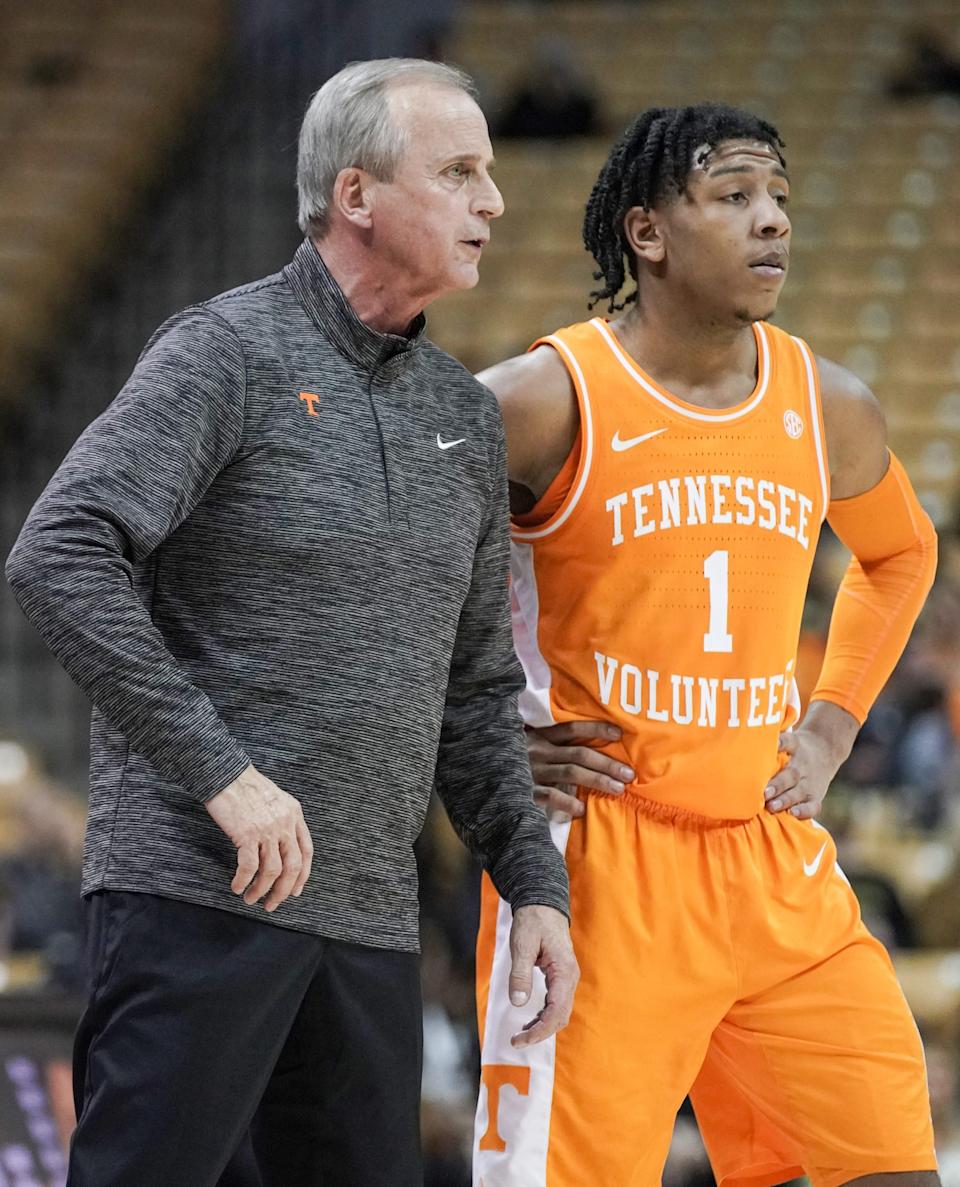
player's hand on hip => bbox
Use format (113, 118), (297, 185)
(765, 703), (859, 820)
(507, 905), (579, 1048)
(205, 763), (314, 911)
(527, 720), (634, 819)
(764, 730), (838, 819)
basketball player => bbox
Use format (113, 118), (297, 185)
(473, 104), (940, 1186)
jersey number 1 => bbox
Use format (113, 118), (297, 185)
(703, 550), (733, 653)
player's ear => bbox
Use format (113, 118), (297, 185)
(623, 206), (665, 265)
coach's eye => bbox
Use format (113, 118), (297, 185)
(724, 191), (746, 203)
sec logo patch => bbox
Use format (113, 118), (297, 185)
(783, 409), (804, 439)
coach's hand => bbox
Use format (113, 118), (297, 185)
(206, 764), (314, 911)
(764, 702), (860, 819)
(527, 720), (634, 818)
(508, 905), (579, 1048)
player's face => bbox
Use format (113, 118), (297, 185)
(660, 140), (791, 324)
(370, 82), (504, 306)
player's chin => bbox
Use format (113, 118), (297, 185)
(735, 301), (779, 325)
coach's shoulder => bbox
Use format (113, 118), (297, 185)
(199, 271), (292, 337)
(420, 337), (501, 418)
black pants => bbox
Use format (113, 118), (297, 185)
(68, 891), (423, 1187)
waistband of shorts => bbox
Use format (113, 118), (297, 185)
(583, 785), (758, 829)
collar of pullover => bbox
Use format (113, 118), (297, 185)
(283, 239), (426, 372)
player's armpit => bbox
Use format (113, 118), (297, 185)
(811, 452), (937, 724)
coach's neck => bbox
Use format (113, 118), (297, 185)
(310, 231), (424, 339)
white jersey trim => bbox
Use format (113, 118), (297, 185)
(791, 335), (830, 521)
(511, 334), (594, 542)
(510, 540), (555, 728)
(592, 317), (772, 423)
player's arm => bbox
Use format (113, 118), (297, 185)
(764, 356), (937, 818)
(477, 350), (635, 818)
(477, 345), (579, 513)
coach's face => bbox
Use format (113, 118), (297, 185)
(370, 81), (504, 305)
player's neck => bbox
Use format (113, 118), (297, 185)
(612, 299), (759, 410)
(309, 234), (423, 338)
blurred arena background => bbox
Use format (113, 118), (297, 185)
(1, 1), (960, 1183)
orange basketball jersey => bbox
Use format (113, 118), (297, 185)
(511, 317), (830, 820)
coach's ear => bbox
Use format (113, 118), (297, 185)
(331, 166), (375, 231)
(623, 205), (664, 266)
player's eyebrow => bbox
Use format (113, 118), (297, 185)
(709, 164), (789, 180)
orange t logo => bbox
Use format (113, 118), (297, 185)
(298, 391), (321, 417)
(479, 1064), (531, 1152)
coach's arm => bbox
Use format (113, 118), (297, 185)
(434, 403), (577, 1047)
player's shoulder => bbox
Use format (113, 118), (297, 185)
(807, 352), (888, 488)
(477, 341), (575, 416)
(813, 353), (886, 438)
(476, 336), (581, 495)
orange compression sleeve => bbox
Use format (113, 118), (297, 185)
(810, 452), (938, 724)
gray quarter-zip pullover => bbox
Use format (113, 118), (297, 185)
(6, 239), (569, 950)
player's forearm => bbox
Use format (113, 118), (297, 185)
(811, 453), (937, 724)
(794, 700), (860, 769)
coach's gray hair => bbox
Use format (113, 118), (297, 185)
(297, 58), (478, 238)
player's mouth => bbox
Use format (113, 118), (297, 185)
(462, 237), (488, 252)
(749, 251), (787, 277)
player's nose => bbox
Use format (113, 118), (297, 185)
(758, 195), (790, 237)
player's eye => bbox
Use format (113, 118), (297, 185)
(723, 191), (746, 203)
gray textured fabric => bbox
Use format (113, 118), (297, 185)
(6, 239), (569, 950)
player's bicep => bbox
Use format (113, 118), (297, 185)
(477, 347), (578, 500)
(817, 355), (889, 501)
(478, 356), (539, 488)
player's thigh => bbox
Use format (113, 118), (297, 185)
(693, 930), (936, 1187)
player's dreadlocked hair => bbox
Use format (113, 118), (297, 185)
(583, 103), (785, 312)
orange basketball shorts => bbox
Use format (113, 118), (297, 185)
(473, 793), (936, 1187)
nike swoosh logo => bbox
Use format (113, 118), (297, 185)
(437, 434), (466, 450)
(611, 428), (668, 452)
(803, 842), (829, 877)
